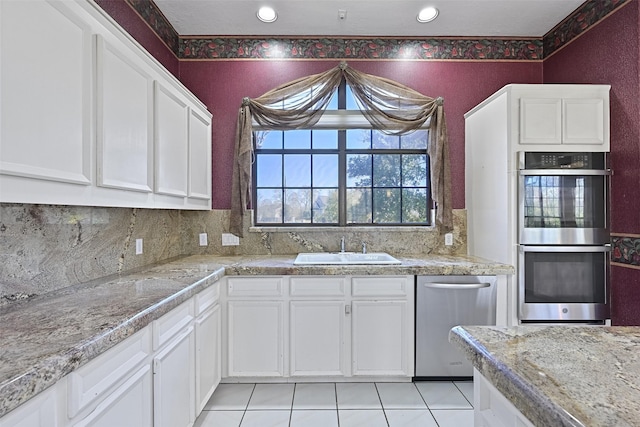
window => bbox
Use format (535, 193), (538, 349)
(253, 82), (431, 226)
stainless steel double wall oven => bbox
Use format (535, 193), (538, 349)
(518, 152), (610, 323)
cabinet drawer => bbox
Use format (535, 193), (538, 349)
(290, 277), (346, 297)
(351, 276), (410, 297)
(153, 299), (194, 350)
(68, 325), (152, 418)
(227, 277), (284, 297)
(195, 282), (220, 316)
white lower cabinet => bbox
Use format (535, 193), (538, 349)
(223, 275), (414, 380)
(227, 300), (285, 377)
(0, 383), (63, 427)
(474, 369), (534, 427)
(290, 300), (346, 376)
(153, 326), (196, 427)
(72, 365), (153, 427)
(195, 304), (221, 412)
(0, 283), (221, 427)
(351, 300), (410, 376)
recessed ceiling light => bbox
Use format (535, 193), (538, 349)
(417, 7), (439, 23)
(257, 6), (277, 23)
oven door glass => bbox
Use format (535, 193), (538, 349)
(524, 250), (606, 303)
(519, 246), (610, 322)
(519, 172), (608, 244)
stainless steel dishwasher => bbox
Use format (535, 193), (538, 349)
(415, 275), (497, 380)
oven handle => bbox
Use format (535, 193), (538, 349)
(518, 169), (611, 176)
(519, 245), (611, 253)
(422, 282), (491, 289)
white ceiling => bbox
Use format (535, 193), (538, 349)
(153, 0), (586, 38)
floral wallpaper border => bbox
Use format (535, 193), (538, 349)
(124, 0), (630, 60)
(179, 38), (543, 60)
(543, 0), (630, 58)
(612, 235), (640, 269)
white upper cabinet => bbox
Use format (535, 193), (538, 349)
(154, 82), (189, 198)
(520, 96), (606, 147)
(96, 34), (153, 193)
(188, 108), (213, 202)
(0, 0), (212, 209)
(562, 98), (606, 145)
(509, 84), (610, 151)
(519, 98), (562, 145)
(0, 0), (92, 187)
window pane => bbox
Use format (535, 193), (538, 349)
(402, 188), (428, 223)
(346, 129), (371, 149)
(312, 130), (338, 149)
(347, 154), (372, 187)
(402, 154), (428, 186)
(256, 131), (282, 149)
(401, 130), (429, 149)
(372, 131), (399, 149)
(373, 188), (401, 223)
(326, 91), (338, 110)
(346, 85), (359, 109)
(373, 155), (400, 187)
(284, 155), (310, 187)
(256, 189), (282, 223)
(256, 154), (282, 187)
(313, 155), (338, 187)
(284, 129), (311, 149)
(312, 189), (338, 223)
(284, 189), (311, 223)
(347, 188), (372, 223)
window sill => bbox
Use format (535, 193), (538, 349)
(249, 225), (435, 233)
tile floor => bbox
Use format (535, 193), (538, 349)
(194, 381), (474, 427)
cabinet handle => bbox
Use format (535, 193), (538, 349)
(345, 305), (351, 315)
(423, 282), (491, 289)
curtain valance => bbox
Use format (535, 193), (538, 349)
(230, 62), (451, 236)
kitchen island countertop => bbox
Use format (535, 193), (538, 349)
(450, 325), (640, 427)
(0, 253), (512, 418)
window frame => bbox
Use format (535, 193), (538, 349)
(251, 81), (433, 228)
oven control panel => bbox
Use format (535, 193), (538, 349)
(524, 152), (605, 169)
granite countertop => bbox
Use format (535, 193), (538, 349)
(0, 253), (512, 418)
(220, 253), (514, 276)
(450, 325), (640, 427)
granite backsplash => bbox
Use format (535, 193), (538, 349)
(0, 204), (466, 305)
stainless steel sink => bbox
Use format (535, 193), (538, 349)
(294, 252), (401, 265)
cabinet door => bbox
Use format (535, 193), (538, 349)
(195, 304), (221, 413)
(153, 326), (195, 427)
(154, 82), (188, 197)
(519, 98), (562, 145)
(351, 300), (410, 376)
(563, 98), (606, 145)
(0, 0), (92, 188)
(290, 300), (345, 376)
(72, 365), (153, 427)
(227, 300), (284, 377)
(188, 108), (212, 202)
(96, 34), (153, 192)
(0, 385), (60, 427)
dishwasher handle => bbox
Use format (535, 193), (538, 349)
(422, 282), (491, 290)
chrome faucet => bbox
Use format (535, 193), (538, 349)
(340, 236), (346, 253)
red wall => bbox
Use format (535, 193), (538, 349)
(179, 60), (542, 209)
(95, 0), (179, 77)
(544, 1), (640, 325)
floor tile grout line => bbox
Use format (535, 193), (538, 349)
(198, 381), (476, 426)
(453, 381), (474, 408)
(373, 382), (391, 426)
